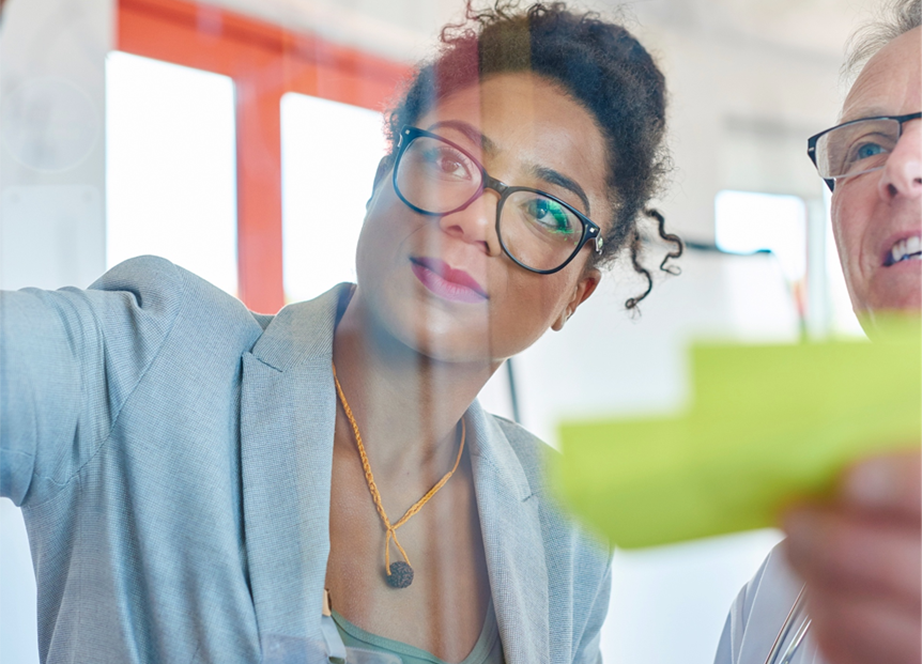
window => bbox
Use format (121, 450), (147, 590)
(715, 190), (807, 283)
(280, 94), (385, 303)
(714, 189), (863, 338)
(117, 0), (410, 312)
(106, 51), (238, 296)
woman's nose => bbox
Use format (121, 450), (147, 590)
(878, 121), (922, 202)
(437, 191), (503, 256)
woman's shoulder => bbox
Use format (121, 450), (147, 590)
(76, 255), (271, 387)
(93, 255), (255, 317)
(90, 255), (267, 341)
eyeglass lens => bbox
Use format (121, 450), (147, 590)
(815, 118), (901, 180)
(394, 133), (586, 272)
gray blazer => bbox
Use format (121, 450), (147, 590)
(0, 256), (611, 664)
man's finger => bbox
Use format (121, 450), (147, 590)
(839, 450), (922, 518)
(808, 586), (922, 664)
(784, 507), (922, 605)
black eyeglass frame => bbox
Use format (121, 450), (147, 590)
(807, 112), (922, 192)
(392, 125), (603, 275)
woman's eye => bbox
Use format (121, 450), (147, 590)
(525, 198), (575, 234)
(421, 146), (471, 179)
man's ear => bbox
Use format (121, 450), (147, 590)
(551, 268), (601, 331)
(367, 156), (392, 209)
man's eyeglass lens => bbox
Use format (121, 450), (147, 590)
(394, 134), (587, 273)
(814, 118), (904, 180)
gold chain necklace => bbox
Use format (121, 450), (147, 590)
(331, 362), (466, 589)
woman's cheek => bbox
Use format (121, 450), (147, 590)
(356, 201), (412, 281)
(486, 277), (561, 357)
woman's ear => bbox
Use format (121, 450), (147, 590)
(367, 156), (392, 209)
(551, 269), (601, 331)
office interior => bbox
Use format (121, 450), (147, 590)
(0, 0), (877, 662)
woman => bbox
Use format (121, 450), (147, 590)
(0, 2), (680, 662)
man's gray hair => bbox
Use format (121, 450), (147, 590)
(844, 0), (921, 79)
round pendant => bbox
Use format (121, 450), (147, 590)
(386, 561), (414, 588)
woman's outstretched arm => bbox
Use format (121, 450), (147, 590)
(0, 256), (185, 507)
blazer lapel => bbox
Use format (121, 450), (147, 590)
(239, 291), (551, 660)
(467, 401), (551, 664)
(239, 285), (351, 644)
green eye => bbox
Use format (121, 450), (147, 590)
(525, 198), (574, 234)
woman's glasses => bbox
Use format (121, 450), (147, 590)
(807, 112), (921, 191)
(392, 126), (603, 274)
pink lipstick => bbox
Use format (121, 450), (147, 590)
(409, 257), (488, 303)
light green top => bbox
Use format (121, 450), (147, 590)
(331, 600), (504, 664)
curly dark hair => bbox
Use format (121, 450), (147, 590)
(383, 1), (682, 309)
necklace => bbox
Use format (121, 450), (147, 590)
(331, 362), (466, 589)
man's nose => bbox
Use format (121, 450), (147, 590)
(878, 121), (922, 201)
(437, 191), (503, 257)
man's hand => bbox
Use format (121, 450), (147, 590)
(784, 450), (921, 664)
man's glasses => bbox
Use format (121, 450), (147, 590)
(807, 112), (921, 191)
(392, 126), (603, 274)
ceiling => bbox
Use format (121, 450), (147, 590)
(628, 0), (881, 60)
(202, 0), (883, 63)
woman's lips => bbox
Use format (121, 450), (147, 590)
(409, 257), (488, 303)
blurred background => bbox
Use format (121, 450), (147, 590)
(0, 0), (875, 662)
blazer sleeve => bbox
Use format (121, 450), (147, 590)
(0, 256), (185, 507)
(573, 554), (612, 664)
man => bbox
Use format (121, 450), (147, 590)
(716, 1), (921, 663)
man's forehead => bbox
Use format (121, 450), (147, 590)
(840, 27), (922, 122)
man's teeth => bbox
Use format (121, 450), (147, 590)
(890, 236), (922, 264)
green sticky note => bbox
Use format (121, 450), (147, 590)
(555, 324), (921, 549)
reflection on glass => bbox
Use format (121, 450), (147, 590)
(106, 51), (238, 296)
(281, 93), (385, 303)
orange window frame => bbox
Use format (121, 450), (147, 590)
(118, 0), (411, 313)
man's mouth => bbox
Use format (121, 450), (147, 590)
(884, 235), (922, 266)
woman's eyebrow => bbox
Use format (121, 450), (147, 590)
(425, 119), (591, 213)
(426, 120), (497, 153)
(532, 165), (591, 215)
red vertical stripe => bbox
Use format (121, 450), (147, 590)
(117, 0), (410, 313)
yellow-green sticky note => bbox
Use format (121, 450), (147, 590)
(556, 327), (921, 549)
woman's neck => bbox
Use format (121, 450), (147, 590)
(331, 289), (498, 478)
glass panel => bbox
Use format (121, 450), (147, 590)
(106, 51), (238, 296)
(715, 190), (807, 283)
(281, 93), (386, 303)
